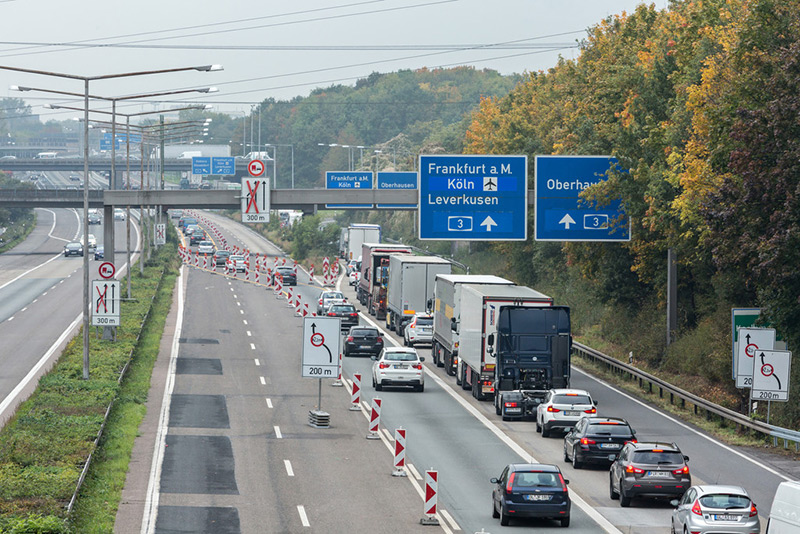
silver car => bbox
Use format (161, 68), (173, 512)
(671, 485), (760, 534)
(403, 314), (433, 347)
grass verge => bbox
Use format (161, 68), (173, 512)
(0, 211), (36, 254)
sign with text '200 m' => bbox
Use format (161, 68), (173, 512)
(418, 155), (528, 241)
(241, 177), (270, 223)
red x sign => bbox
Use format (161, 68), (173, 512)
(245, 180), (260, 214)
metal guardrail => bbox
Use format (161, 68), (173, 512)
(572, 341), (800, 448)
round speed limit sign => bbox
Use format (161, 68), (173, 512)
(248, 159), (265, 177)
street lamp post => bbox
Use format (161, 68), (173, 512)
(1, 62), (222, 379)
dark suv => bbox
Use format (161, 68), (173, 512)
(563, 416), (636, 469)
(344, 327), (384, 357)
(609, 441), (691, 507)
(274, 266), (297, 286)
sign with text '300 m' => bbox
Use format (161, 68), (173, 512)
(241, 177), (270, 223)
(91, 280), (120, 326)
(419, 155), (527, 240)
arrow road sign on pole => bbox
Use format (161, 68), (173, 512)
(735, 327), (776, 388)
(241, 177), (270, 223)
(154, 223), (166, 246)
(750, 349), (792, 401)
(301, 316), (341, 378)
(91, 280), (120, 326)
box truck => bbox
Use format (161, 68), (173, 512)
(385, 255), (452, 335)
(357, 243), (412, 319)
(342, 224), (381, 261)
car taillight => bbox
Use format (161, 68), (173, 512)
(328, 312), (335, 316)
(350, 313), (358, 317)
(376, 337), (383, 343)
(624, 439), (638, 445)
(580, 438), (595, 445)
(691, 499), (702, 516)
(558, 473), (568, 493)
(584, 407), (597, 414)
(319, 299), (323, 305)
(504, 402), (518, 408)
(379, 362), (390, 369)
(347, 336), (354, 342)
(412, 363), (422, 370)
(672, 466), (689, 475)
(506, 472), (515, 493)
(547, 406), (560, 413)
(625, 465), (645, 474)
(749, 503), (758, 517)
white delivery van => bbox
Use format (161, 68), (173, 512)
(767, 480), (800, 533)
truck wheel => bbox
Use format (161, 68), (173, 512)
(431, 344), (439, 366)
(455, 360), (462, 385)
(386, 312), (394, 331)
(461, 366), (470, 390)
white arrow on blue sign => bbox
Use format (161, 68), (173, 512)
(535, 155), (630, 242)
(418, 154), (527, 241)
(211, 157), (235, 175)
(192, 157), (211, 175)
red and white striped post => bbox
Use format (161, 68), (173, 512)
(350, 373), (361, 411)
(304, 302), (312, 317)
(294, 292), (303, 316)
(366, 398), (382, 440)
(286, 286), (294, 307)
(421, 470), (440, 525)
(332, 352), (343, 387)
(309, 264), (315, 283)
(275, 278), (283, 298)
(392, 428), (408, 477)
(194, 251), (199, 268)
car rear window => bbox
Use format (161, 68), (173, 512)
(698, 494), (751, 509)
(553, 394), (592, 404)
(332, 305), (355, 313)
(326, 292), (344, 299)
(415, 317), (433, 326)
(587, 423), (634, 437)
(352, 329), (377, 337)
(513, 472), (561, 488)
(632, 451), (684, 464)
(385, 352), (417, 361)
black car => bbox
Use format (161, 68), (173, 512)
(344, 327), (383, 357)
(609, 441), (691, 507)
(214, 250), (231, 266)
(87, 213), (102, 225)
(491, 463), (571, 527)
(274, 266), (297, 286)
(563, 416), (637, 469)
(63, 241), (83, 257)
(326, 304), (359, 331)
(189, 228), (206, 245)
(94, 245), (104, 260)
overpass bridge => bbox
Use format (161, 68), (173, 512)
(0, 158), (193, 173)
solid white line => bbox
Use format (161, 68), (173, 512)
(407, 463), (423, 481)
(382, 428), (394, 442)
(260, 376), (266, 385)
(0, 209), (66, 293)
(284, 460), (294, 477)
(439, 509), (461, 531)
(141, 266), (186, 534)
(297, 505), (310, 527)
(266, 398), (273, 409)
(572, 366), (794, 482)
(254, 359), (260, 366)
(274, 426), (282, 439)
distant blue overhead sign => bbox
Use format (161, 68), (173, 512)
(211, 157), (235, 175)
(377, 171), (417, 209)
(192, 157), (211, 175)
(418, 154), (527, 241)
(534, 155), (630, 242)
(326, 171), (373, 209)
(100, 133), (141, 151)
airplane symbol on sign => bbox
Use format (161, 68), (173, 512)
(483, 176), (497, 191)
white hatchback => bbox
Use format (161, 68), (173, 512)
(372, 347), (425, 392)
(536, 389), (596, 437)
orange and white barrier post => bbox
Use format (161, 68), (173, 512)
(392, 428), (407, 477)
(366, 397), (382, 440)
(421, 471), (440, 525)
(350, 373), (361, 411)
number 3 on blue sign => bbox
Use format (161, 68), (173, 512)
(448, 216), (473, 231)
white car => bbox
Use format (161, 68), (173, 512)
(348, 270), (360, 286)
(404, 314), (433, 347)
(372, 347), (425, 392)
(114, 209), (125, 221)
(82, 234), (97, 253)
(197, 241), (215, 255)
(536, 389), (596, 437)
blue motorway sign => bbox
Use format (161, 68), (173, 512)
(192, 157), (211, 175)
(376, 171), (417, 209)
(535, 155), (630, 242)
(325, 171), (373, 209)
(211, 157), (235, 175)
(100, 133), (141, 151)
(418, 155), (527, 241)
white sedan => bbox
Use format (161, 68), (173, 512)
(372, 347), (425, 392)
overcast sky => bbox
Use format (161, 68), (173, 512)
(0, 0), (657, 121)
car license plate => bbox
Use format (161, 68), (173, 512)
(360, 345), (371, 349)
(713, 514), (739, 521)
(421, 327), (431, 332)
(394, 364), (408, 369)
(564, 410), (579, 416)
(646, 471), (670, 477)
(505, 407), (521, 413)
(599, 443), (620, 449)
(524, 494), (552, 501)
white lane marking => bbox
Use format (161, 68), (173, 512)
(236, 301), (241, 307)
(250, 343), (256, 350)
(572, 366), (794, 482)
(239, 309), (244, 315)
(233, 294), (237, 299)
(20, 307), (27, 312)
(7, 317), (13, 322)
(361, 400), (371, 412)
(274, 426), (282, 439)
(260, 376), (266, 385)
(297, 505), (310, 527)
(141, 266), (186, 534)
(246, 331), (252, 336)
(42, 292), (47, 296)
(439, 509), (461, 531)
(254, 359), (260, 366)
(243, 319), (248, 325)
(407, 463), (423, 481)
(357, 312), (622, 534)
(32, 299), (38, 304)
(382, 428), (394, 442)
(266, 398), (273, 409)
(284, 460), (295, 477)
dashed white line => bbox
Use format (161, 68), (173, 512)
(42, 292), (47, 296)
(32, 299), (38, 304)
(20, 307), (27, 313)
(274, 426), (282, 439)
(239, 309), (244, 315)
(250, 343), (256, 350)
(265, 398), (273, 409)
(246, 330), (252, 336)
(7, 317), (14, 322)
(284, 460), (295, 477)
(243, 319), (248, 325)
(260, 376), (266, 385)
(233, 294), (238, 298)
(297, 505), (309, 527)
(236, 301), (241, 307)
(254, 359), (260, 366)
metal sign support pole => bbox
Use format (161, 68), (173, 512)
(318, 378), (322, 411)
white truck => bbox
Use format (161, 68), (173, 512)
(455, 284), (555, 403)
(430, 274), (514, 377)
(357, 242), (412, 319)
(342, 224), (381, 261)
(385, 255), (452, 335)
